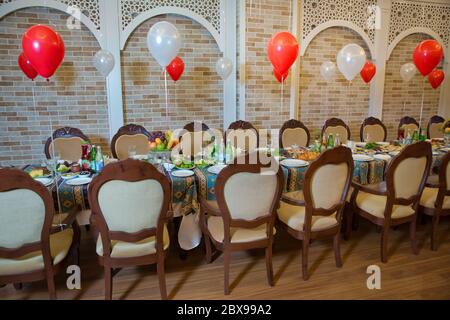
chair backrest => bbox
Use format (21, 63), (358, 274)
(45, 127), (90, 162)
(427, 115), (445, 139)
(279, 119), (310, 148)
(225, 120), (259, 154)
(88, 160), (171, 257)
(322, 118), (351, 144)
(215, 155), (283, 235)
(302, 146), (353, 218)
(385, 142), (432, 207)
(360, 117), (387, 142)
(111, 124), (151, 160)
(434, 152), (450, 208)
(179, 122), (212, 158)
(398, 116), (419, 136)
(0, 169), (54, 261)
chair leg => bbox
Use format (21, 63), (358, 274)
(104, 267), (113, 300)
(302, 238), (310, 281)
(46, 274), (57, 300)
(430, 214), (440, 251)
(265, 245), (274, 287)
(380, 226), (389, 263)
(204, 234), (213, 264)
(157, 254), (167, 300)
(410, 216), (418, 255)
(223, 249), (231, 295)
(333, 233), (342, 268)
(344, 206), (353, 240)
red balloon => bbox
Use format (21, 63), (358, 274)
(413, 40), (443, 76)
(267, 32), (299, 76)
(428, 69), (445, 89)
(166, 56), (185, 82)
(22, 25), (65, 79)
(274, 68), (289, 83)
(18, 52), (38, 80)
(360, 61), (376, 83)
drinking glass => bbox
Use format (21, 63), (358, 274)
(128, 145), (137, 158)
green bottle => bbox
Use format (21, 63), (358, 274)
(327, 134), (334, 149)
(412, 130), (419, 143)
(90, 145), (97, 172)
(419, 128), (426, 142)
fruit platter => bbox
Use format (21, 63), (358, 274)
(173, 159), (195, 170)
(148, 130), (179, 152)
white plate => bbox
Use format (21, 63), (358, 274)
(377, 142), (390, 146)
(66, 177), (92, 186)
(171, 170), (195, 178)
(353, 154), (373, 162)
(35, 177), (54, 187)
(207, 164), (227, 175)
(280, 159), (309, 168)
(389, 151), (400, 156)
(373, 154), (391, 161)
(132, 154), (148, 160)
(355, 142), (367, 148)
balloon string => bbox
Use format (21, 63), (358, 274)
(164, 69), (169, 120)
(346, 80), (351, 125)
(419, 77), (425, 130)
(281, 78), (284, 112)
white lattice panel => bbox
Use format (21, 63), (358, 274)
(389, 0), (450, 46)
(120, 0), (221, 32)
(0, 0), (101, 29)
(302, 0), (377, 43)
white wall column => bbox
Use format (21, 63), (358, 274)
(289, 0), (301, 120)
(438, 56), (450, 118)
(99, 0), (124, 139)
(368, 0), (391, 119)
(238, 0), (246, 120)
(221, 0), (237, 129)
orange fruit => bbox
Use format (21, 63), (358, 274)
(155, 138), (162, 144)
(149, 142), (157, 150)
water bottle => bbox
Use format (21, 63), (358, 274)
(96, 146), (104, 172)
(225, 138), (233, 164)
(334, 133), (341, 147)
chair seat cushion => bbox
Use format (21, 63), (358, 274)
(277, 196), (338, 232)
(207, 216), (274, 243)
(420, 187), (450, 209)
(0, 228), (74, 276)
(96, 224), (169, 258)
(355, 191), (415, 219)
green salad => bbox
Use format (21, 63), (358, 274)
(364, 142), (380, 150)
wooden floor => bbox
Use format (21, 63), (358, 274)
(1, 217), (450, 300)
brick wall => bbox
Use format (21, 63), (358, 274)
(0, 7), (108, 167)
(121, 14), (223, 132)
(382, 33), (441, 141)
(299, 27), (372, 141)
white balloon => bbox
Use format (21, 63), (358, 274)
(147, 21), (181, 68)
(400, 63), (417, 82)
(93, 50), (115, 77)
(216, 57), (233, 80)
(320, 61), (336, 82)
(336, 44), (367, 81)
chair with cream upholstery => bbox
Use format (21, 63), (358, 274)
(279, 119), (310, 148)
(88, 159), (171, 300)
(322, 118), (351, 144)
(419, 151), (450, 251)
(179, 122), (213, 159)
(277, 146), (353, 280)
(427, 115), (445, 139)
(0, 169), (80, 299)
(44, 127), (90, 162)
(349, 142), (432, 263)
(111, 124), (151, 160)
(360, 117), (387, 142)
(398, 116), (419, 138)
(225, 120), (259, 154)
(199, 154), (283, 295)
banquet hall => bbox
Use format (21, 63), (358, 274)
(0, 0), (449, 301)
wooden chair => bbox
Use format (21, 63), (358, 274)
(0, 169), (80, 299)
(277, 146), (353, 280)
(360, 117), (387, 142)
(179, 122), (212, 159)
(279, 119), (310, 148)
(88, 159), (172, 300)
(348, 142), (432, 263)
(398, 116), (419, 136)
(427, 115), (445, 139)
(111, 124), (151, 160)
(419, 151), (450, 251)
(44, 127), (90, 162)
(225, 120), (259, 154)
(199, 154), (283, 295)
(322, 118), (351, 144)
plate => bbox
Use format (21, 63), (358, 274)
(280, 159), (309, 168)
(373, 154), (391, 161)
(389, 151), (400, 156)
(377, 142), (390, 146)
(61, 173), (79, 180)
(35, 177), (54, 187)
(66, 177), (92, 186)
(440, 147), (450, 153)
(132, 154), (148, 160)
(355, 142), (367, 148)
(171, 170), (195, 178)
(175, 165), (195, 170)
(353, 154), (373, 162)
(163, 163), (175, 171)
(207, 164), (227, 175)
